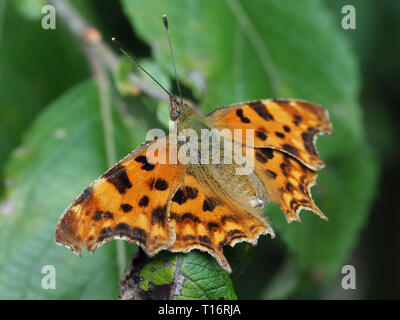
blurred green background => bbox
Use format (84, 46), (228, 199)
(0, 0), (398, 299)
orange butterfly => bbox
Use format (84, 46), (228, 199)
(55, 98), (332, 273)
(55, 16), (332, 273)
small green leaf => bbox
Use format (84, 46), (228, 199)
(139, 255), (175, 292)
(127, 250), (237, 300)
(12, 0), (46, 20)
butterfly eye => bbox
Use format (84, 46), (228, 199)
(170, 109), (180, 121)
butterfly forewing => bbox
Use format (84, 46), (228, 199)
(55, 136), (184, 256)
(208, 99), (333, 171)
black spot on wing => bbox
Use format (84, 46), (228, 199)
(199, 235), (212, 244)
(286, 183), (295, 192)
(74, 186), (93, 205)
(155, 178), (169, 191)
(275, 132), (285, 138)
(151, 206), (167, 226)
(181, 213), (200, 223)
(290, 199), (300, 211)
(114, 223), (132, 236)
(299, 184), (307, 195)
(103, 164), (132, 194)
(120, 203), (132, 212)
(207, 222), (219, 231)
(135, 155), (155, 171)
(266, 169), (277, 179)
(282, 153), (291, 163)
(227, 229), (246, 241)
(98, 227), (112, 242)
(256, 151), (268, 163)
(183, 235), (196, 241)
(101, 227), (112, 235)
(133, 227), (147, 244)
(172, 188), (185, 205)
(256, 130), (267, 141)
(171, 211), (201, 224)
(302, 128), (319, 156)
(169, 212), (180, 222)
(259, 148), (274, 159)
(256, 148), (274, 163)
(282, 144), (299, 157)
(221, 215), (240, 224)
(139, 196), (149, 207)
(203, 197), (220, 212)
(272, 99), (290, 105)
(236, 109), (250, 123)
(185, 187), (198, 199)
(280, 162), (290, 177)
(248, 101), (274, 121)
(293, 115), (302, 126)
(172, 186), (198, 205)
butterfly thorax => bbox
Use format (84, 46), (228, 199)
(176, 104), (268, 210)
(176, 103), (207, 131)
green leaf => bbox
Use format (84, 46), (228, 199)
(0, 0), (89, 194)
(12, 0), (46, 20)
(0, 80), (142, 299)
(124, 250), (236, 300)
(121, 0), (379, 291)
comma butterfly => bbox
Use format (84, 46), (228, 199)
(55, 17), (333, 273)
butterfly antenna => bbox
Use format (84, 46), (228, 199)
(111, 37), (178, 104)
(162, 15), (184, 107)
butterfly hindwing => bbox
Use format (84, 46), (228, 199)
(208, 99), (333, 170)
(168, 170), (273, 273)
(252, 147), (325, 222)
(55, 136), (184, 257)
